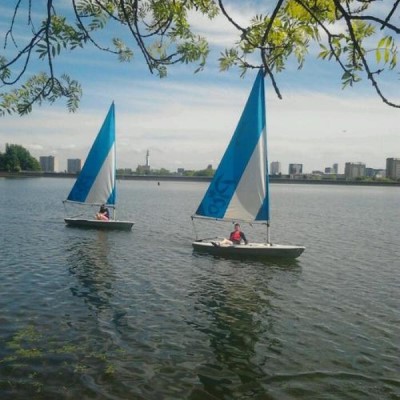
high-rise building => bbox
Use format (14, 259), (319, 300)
(270, 161), (281, 175)
(344, 162), (365, 179)
(289, 163), (303, 175)
(67, 158), (81, 174)
(40, 155), (57, 172)
(386, 158), (400, 179)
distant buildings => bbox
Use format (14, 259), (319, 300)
(270, 161), (281, 175)
(324, 163), (339, 174)
(67, 158), (81, 174)
(365, 168), (385, 178)
(344, 162), (366, 179)
(311, 170), (325, 176)
(136, 149), (151, 174)
(289, 163), (303, 175)
(39, 155), (57, 172)
(33, 152), (400, 182)
(386, 158), (400, 180)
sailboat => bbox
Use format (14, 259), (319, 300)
(63, 102), (134, 231)
(191, 70), (305, 258)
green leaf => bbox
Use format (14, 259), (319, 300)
(384, 48), (390, 63)
(376, 49), (381, 63)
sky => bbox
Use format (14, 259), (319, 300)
(1, 1), (400, 174)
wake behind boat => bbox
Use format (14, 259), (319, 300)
(191, 70), (305, 259)
(63, 103), (134, 231)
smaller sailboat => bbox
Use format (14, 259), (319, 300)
(63, 103), (134, 230)
(191, 70), (305, 258)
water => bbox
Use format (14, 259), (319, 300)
(0, 178), (399, 399)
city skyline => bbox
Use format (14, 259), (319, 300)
(36, 152), (398, 177)
(1, 3), (400, 173)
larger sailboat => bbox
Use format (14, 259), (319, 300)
(191, 70), (305, 258)
(63, 103), (134, 230)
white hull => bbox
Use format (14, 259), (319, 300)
(64, 218), (134, 231)
(192, 240), (305, 259)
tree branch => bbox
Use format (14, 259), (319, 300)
(333, 0), (400, 108)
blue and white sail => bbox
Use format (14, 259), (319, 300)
(194, 70), (269, 222)
(66, 103), (116, 206)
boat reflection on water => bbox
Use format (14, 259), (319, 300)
(192, 247), (301, 268)
(187, 255), (301, 399)
(66, 232), (114, 312)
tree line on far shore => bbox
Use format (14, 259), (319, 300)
(2, 143), (398, 183)
(0, 144), (40, 172)
(0, 143), (215, 177)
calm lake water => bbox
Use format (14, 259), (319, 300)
(0, 177), (399, 400)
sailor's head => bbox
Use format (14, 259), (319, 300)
(234, 223), (240, 230)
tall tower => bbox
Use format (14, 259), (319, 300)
(145, 150), (150, 168)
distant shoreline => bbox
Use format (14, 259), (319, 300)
(1, 171), (399, 187)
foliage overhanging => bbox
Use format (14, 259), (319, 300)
(1, 0), (400, 115)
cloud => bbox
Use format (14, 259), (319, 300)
(2, 74), (399, 175)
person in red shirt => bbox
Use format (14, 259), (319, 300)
(212, 223), (248, 246)
(229, 223), (248, 244)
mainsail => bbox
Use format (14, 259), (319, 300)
(194, 70), (269, 222)
(66, 103), (116, 206)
